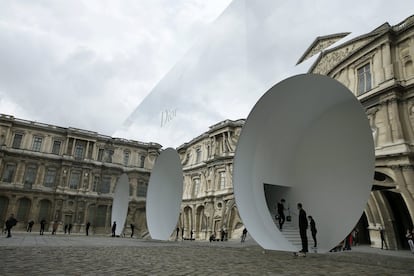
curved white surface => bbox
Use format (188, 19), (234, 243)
(146, 148), (183, 240)
(233, 74), (375, 252)
(111, 173), (130, 236)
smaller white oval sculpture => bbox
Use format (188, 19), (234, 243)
(146, 148), (183, 240)
(233, 74), (375, 252)
(111, 173), (130, 236)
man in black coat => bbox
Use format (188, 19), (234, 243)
(297, 203), (308, 253)
(5, 214), (17, 238)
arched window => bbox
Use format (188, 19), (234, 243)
(16, 198), (31, 222)
(96, 205), (107, 227)
(38, 200), (51, 222)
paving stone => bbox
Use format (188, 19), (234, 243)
(1, 232), (413, 275)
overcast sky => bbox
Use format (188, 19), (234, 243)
(1, 0), (413, 148)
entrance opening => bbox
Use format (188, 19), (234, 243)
(382, 191), (413, 250)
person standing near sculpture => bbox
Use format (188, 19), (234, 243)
(112, 221), (116, 237)
(130, 224), (135, 238)
(308, 216), (317, 248)
(241, 228), (248, 242)
(297, 203), (308, 254)
(5, 214), (17, 238)
(277, 199), (286, 230)
(86, 222), (91, 236)
(406, 229), (414, 253)
(379, 226), (388, 250)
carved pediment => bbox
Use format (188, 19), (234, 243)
(311, 35), (380, 75)
(297, 32), (350, 65)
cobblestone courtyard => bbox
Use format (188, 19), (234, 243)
(1, 233), (414, 275)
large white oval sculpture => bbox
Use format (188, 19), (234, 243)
(146, 148), (183, 240)
(233, 74), (375, 252)
(111, 173), (130, 236)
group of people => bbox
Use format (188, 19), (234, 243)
(276, 199), (317, 255)
(3, 214), (96, 237)
(175, 227), (195, 241)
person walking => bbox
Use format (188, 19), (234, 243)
(297, 203), (308, 254)
(130, 224), (135, 238)
(86, 222), (91, 236)
(68, 223), (72, 234)
(40, 219), (46, 235)
(112, 221), (117, 237)
(52, 221), (58, 235)
(277, 199), (286, 230)
(308, 216), (317, 248)
(241, 228), (248, 243)
(379, 226), (388, 250)
(5, 214), (17, 238)
(27, 220), (34, 232)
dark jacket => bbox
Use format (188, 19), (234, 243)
(299, 209), (308, 230)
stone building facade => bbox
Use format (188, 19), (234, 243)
(176, 119), (245, 240)
(299, 15), (414, 249)
(0, 114), (161, 236)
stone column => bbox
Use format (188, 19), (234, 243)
(374, 46), (385, 83)
(383, 43), (394, 80)
(388, 99), (404, 143)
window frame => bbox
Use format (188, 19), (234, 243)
(357, 63), (372, 96)
(51, 140), (62, 155)
(24, 164), (38, 189)
(69, 170), (81, 190)
(12, 133), (23, 149)
(32, 136), (43, 152)
(43, 167), (57, 188)
(2, 163), (17, 183)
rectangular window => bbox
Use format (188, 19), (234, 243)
(219, 171), (226, 190)
(97, 149), (104, 161)
(96, 205), (107, 227)
(140, 155), (145, 168)
(196, 148), (202, 163)
(137, 181), (147, 197)
(357, 63), (372, 95)
(32, 136), (43, 152)
(12, 133), (23, 149)
(193, 178), (200, 198)
(123, 151), (130, 166)
(74, 141), (85, 160)
(52, 140), (62, 155)
(100, 176), (111, 194)
(69, 171), (81, 190)
(92, 175), (100, 192)
(44, 168), (57, 188)
(24, 165), (37, 189)
(2, 163), (16, 183)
